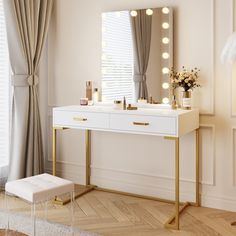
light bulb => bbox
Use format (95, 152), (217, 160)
(162, 37), (169, 44)
(162, 97), (169, 104)
(162, 52), (169, 59)
(162, 7), (170, 14)
(162, 67), (169, 74)
(162, 22), (169, 29)
(162, 83), (169, 89)
(130, 10), (137, 17)
(146, 9), (153, 15)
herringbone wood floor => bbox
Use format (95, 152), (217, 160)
(1, 190), (236, 236)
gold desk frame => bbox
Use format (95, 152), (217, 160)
(52, 127), (200, 230)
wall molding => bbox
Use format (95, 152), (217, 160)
(202, 0), (216, 116)
(92, 174), (196, 202)
(231, 0), (236, 117)
(45, 167), (84, 184)
(199, 124), (216, 186)
(91, 166), (213, 186)
(47, 159), (213, 186)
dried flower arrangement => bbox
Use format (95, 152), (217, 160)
(169, 66), (200, 91)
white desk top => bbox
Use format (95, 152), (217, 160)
(54, 105), (198, 117)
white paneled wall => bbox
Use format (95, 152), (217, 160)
(41, 0), (236, 212)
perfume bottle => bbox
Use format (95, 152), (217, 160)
(171, 95), (177, 109)
(123, 96), (126, 110)
(93, 88), (99, 103)
(86, 81), (92, 101)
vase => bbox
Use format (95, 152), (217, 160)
(182, 90), (191, 110)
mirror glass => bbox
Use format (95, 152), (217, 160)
(101, 7), (173, 104)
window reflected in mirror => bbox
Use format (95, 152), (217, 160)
(101, 7), (173, 104)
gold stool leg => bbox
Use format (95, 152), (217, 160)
(85, 130), (91, 186)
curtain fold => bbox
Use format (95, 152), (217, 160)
(130, 9), (152, 101)
(3, 0), (54, 181)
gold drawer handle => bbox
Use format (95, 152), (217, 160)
(73, 117), (87, 122)
(133, 122), (149, 126)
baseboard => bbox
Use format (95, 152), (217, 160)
(201, 194), (236, 212)
(45, 168), (85, 184)
(45, 166), (236, 212)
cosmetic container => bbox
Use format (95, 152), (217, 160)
(80, 98), (88, 106)
(86, 81), (92, 101)
(114, 100), (122, 110)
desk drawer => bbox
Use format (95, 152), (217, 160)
(110, 114), (176, 135)
(53, 110), (109, 129)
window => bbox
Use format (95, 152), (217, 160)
(0, 0), (10, 168)
(101, 11), (134, 103)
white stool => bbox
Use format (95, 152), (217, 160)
(5, 173), (75, 236)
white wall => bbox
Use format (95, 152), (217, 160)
(43, 0), (236, 212)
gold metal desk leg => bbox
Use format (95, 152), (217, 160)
(52, 127), (95, 205)
(165, 129), (200, 230)
(175, 137), (180, 230)
(52, 127), (68, 176)
(196, 128), (200, 207)
(164, 136), (180, 230)
(52, 128), (57, 176)
(86, 130), (91, 186)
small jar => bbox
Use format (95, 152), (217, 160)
(114, 100), (122, 110)
(80, 97), (88, 106)
(138, 98), (147, 104)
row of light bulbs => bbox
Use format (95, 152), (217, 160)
(161, 8), (170, 104)
(130, 7), (170, 17)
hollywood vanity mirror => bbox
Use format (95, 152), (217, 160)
(101, 7), (173, 105)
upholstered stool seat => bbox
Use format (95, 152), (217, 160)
(6, 173), (74, 203)
(5, 173), (75, 235)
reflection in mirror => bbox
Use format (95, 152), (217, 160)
(101, 7), (173, 104)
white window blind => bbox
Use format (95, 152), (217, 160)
(0, 0), (10, 167)
(102, 11), (134, 103)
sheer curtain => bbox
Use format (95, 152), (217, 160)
(0, 0), (10, 188)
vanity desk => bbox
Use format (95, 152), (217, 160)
(52, 105), (199, 230)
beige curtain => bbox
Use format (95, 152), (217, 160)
(3, 0), (54, 180)
(130, 9), (152, 101)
